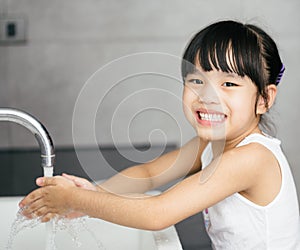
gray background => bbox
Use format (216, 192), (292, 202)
(0, 0), (299, 216)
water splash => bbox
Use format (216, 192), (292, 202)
(6, 207), (42, 249)
(5, 208), (107, 250)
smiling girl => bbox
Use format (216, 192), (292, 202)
(20, 20), (299, 249)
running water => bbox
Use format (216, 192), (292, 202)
(5, 166), (107, 250)
(43, 167), (56, 250)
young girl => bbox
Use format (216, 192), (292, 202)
(20, 20), (299, 249)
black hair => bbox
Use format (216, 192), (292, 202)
(181, 20), (284, 134)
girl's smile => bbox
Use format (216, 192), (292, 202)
(194, 108), (227, 126)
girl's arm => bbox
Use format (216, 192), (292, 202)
(20, 142), (276, 230)
(48, 136), (207, 219)
(85, 136), (207, 194)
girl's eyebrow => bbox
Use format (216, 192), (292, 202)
(224, 72), (243, 79)
(187, 69), (203, 76)
(224, 73), (236, 77)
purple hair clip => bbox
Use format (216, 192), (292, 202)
(275, 64), (285, 85)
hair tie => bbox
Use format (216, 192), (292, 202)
(275, 64), (285, 85)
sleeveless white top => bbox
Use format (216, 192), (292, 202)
(201, 133), (300, 250)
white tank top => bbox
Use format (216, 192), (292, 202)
(201, 133), (300, 250)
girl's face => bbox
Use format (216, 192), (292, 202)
(183, 64), (261, 146)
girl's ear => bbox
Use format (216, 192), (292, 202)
(256, 84), (277, 115)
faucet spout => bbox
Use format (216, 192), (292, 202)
(0, 108), (55, 170)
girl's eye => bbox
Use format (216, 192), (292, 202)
(223, 82), (238, 87)
(188, 79), (203, 85)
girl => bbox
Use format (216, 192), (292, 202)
(20, 20), (299, 249)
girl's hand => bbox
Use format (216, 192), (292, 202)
(61, 173), (97, 219)
(19, 176), (77, 222)
(62, 173), (97, 191)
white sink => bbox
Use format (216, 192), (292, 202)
(0, 196), (182, 250)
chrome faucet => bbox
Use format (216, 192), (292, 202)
(0, 108), (55, 172)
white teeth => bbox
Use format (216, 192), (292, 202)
(199, 112), (225, 122)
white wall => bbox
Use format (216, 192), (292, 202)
(0, 0), (299, 201)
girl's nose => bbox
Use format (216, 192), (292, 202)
(198, 82), (219, 104)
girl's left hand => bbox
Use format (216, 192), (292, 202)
(62, 173), (97, 191)
(19, 176), (77, 222)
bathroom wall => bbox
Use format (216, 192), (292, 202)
(0, 0), (299, 201)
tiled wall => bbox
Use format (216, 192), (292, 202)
(0, 0), (300, 201)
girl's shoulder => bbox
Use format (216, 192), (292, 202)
(234, 135), (282, 206)
(201, 133), (280, 171)
(200, 133), (281, 198)
(234, 133), (282, 175)
(229, 133), (280, 176)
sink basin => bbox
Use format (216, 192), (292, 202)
(0, 196), (182, 250)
